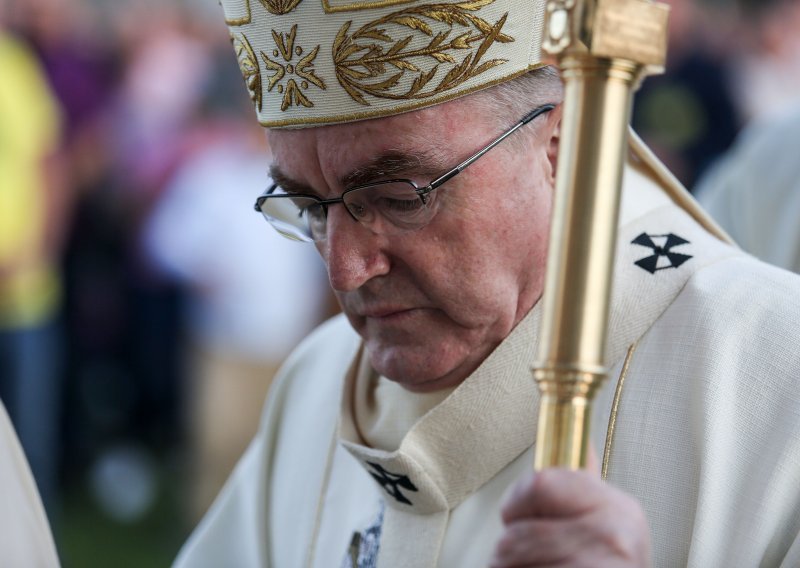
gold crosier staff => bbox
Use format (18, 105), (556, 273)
(533, 0), (670, 470)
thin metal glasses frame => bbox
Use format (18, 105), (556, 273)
(254, 103), (556, 240)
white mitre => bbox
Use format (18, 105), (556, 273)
(219, 0), (546, 127)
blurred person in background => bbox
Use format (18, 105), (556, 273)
(61, 1), (212, 487)
(5, 0), (227, 564)
(0, 3), (70, 526)
(4, 0), (334, 565)
(728, 0), (800, 123)
(12, 0), (117, 163)
(632, 0), (741, 189)
(143, 97), (332, 522)
(696, 0), (800, 272)
(697, 106), (800, 274)
(45, 0), (214, 533)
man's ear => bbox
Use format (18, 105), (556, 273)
(546, 110), (561, 184)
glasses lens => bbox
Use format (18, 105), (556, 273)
(258, 192), (324, 242)
(344, 181), (434, 232)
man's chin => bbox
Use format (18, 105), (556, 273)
(365, 341), (467, 393)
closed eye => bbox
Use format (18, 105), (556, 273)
(378, 196), (425, 212)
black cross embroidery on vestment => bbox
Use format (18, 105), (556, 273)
(631, 232), (692, 274)
(366, 462), (418, 505)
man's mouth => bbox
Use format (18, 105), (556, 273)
(361, 306), (416, 319)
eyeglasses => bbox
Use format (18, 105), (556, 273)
(254, 103), (556, 243)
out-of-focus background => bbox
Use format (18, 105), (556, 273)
(1, 0), (333, 565)
(0, 0), (798, 566)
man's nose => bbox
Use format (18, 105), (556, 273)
(321, 205), (390, 292)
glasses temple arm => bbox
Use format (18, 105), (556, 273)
(427, 104), (556, 188)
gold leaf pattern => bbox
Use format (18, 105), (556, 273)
(223, 0), (252, 26)
(333, 0), (513, 106)
(258, 0), (303, 15)
(232, 33), (263, 111)
(261, 25), (327, 112)
(322, 0), (416, 14)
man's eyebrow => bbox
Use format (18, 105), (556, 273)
(268, 150), (444, 196)
(341, 150), (443, 188)
(269, 166), (312, 194)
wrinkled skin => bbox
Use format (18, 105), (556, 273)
(269, 98), (559, 393)
(268, 95), (651, 566)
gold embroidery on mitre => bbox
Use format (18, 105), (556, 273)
(258, 0), (303, 14)
(222, 0), (252, 25)
(232, 33), (263, 111)
(258, 64), (541, 126)
(322, 0), (415, 14)
(333, 0), (514, 106)
(261, 25), (327, 111)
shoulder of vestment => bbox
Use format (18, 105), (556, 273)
(676, 254), (800, 350)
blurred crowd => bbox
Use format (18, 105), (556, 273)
(632, 0), (800, 188)
(0, 0), (798, 566)
(1, 0), (331, 564)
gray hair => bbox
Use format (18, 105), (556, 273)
(487, 65), (564, 118)
(467, 65), (563, 148)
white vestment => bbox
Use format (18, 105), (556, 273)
(0, 401), (60, 567)
(697, 105), (800, 274)
(175, 164), (800, 568)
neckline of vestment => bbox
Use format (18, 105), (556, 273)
(336, 164), (743, 516)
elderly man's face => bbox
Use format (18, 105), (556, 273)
(268, 97), (559, 392)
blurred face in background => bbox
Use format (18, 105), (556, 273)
(268, 94), (561, 392)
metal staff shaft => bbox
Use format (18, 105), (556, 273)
(534, 0), (669, 470)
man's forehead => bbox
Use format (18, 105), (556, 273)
(267, 104), (469, 190)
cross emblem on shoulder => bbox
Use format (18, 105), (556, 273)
(631, 232), (693, 274)
(365, 462), (418, 506)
